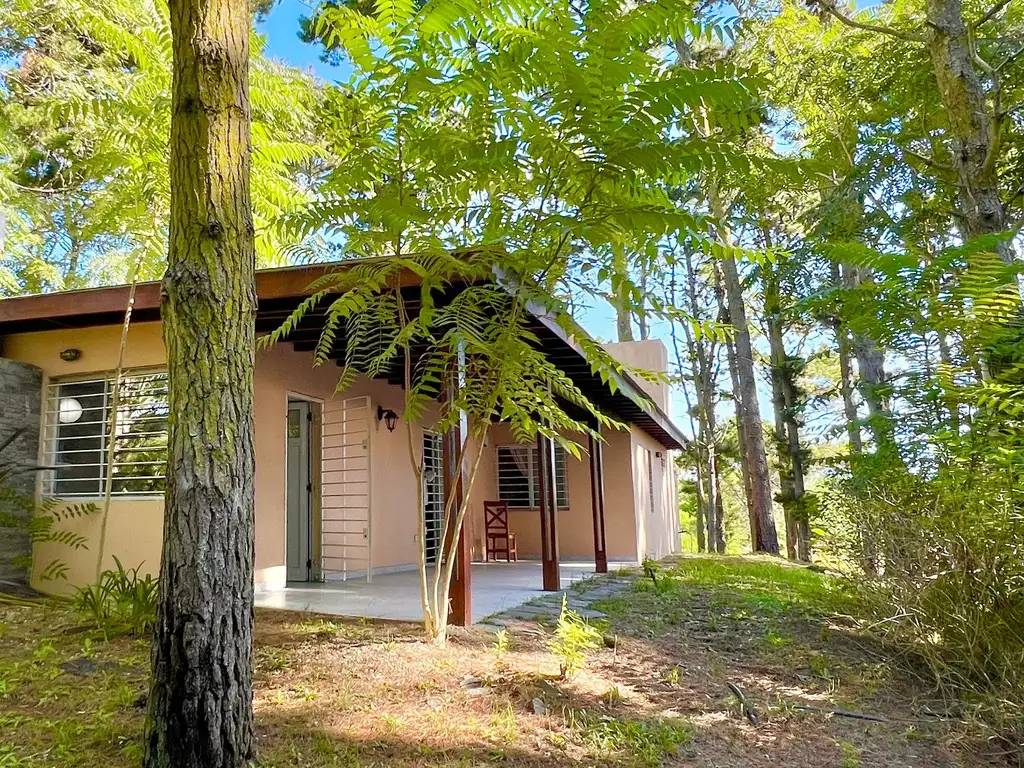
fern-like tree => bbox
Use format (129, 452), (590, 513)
(0, 0), (326, 294)
(277, 0), (762, 642)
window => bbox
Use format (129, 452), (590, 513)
(496, 444), (568, 509)
(42, 371), (169, 498)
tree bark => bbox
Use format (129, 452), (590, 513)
(719, 253), (780, 555)
(830, 263), (863, 454)
(925, 0), (1013, 265)
(612, 246), (635, 342)
(841, 264), (893, 449)
(765, 267), (810, 562)
(145, 0), (257, 766)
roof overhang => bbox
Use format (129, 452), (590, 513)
(0, 262), (686, 451)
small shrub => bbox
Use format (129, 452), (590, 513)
(74, 557), (157, 637)
(492, 628), (510, 654)
(547, 595), (602, 680)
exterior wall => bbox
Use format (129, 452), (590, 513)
(480, 423), (640, 563)
(603, 339), (671, 414)
(629, 425), (679, 561)
(3, 323), (168, 593)
(2, 320), (678, 593)
(0, 357), (43, 588)
(2, 322), (435, 593)
(252, 342), (437, 588)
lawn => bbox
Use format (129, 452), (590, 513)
(0, 556), (992, 767)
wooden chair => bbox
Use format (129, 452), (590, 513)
(484, 500), (518, 562)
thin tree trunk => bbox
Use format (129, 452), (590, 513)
(830, 263), (863, 454)
(612, 246), (635, 342)
(145, 0), (257, 765)
(842, 264), (892, 449)
(718, 251), (779, 555)
(765, 267), (809, 561)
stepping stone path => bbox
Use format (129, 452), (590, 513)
(478, 569), (637, 631)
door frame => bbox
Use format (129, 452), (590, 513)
(285, 393), (323, 582)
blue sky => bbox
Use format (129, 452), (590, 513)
(256, 3), (689, 431)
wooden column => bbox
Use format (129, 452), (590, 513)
(537, 434), (560, 591)
(443, 367), (472, 626)
(588, 431), (608, 573)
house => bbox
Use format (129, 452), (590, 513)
(0, 262), (685, 624)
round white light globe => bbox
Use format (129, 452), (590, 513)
(58, 397), (84, 424)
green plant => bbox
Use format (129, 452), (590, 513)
(567, 709), (691, 768)
(492, 628), (510, 654)
(73, 557), (158, 637)
(547, 595), (602, 680)
(0, 428), (100, 583)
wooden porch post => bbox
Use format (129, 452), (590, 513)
(537, 434), (560, 591)
(588, 431), (608, 573)
(443, 365), (472, 627)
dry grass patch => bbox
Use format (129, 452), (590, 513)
(1, 601), (688, 767)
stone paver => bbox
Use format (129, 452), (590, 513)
(483, 568), (637, 627)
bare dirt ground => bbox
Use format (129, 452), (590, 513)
(0, 556), (1005, 767)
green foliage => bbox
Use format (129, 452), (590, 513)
(547, 595), (603, 680)
(566, 708), (691, 768)
(0, 429), (99, 582)
(822, 448), (1024, 744)
(0, 0), (327, 293)
(73, 557), (158, 637)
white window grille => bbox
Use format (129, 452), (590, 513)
(496, 444), (568, 509)
(42, 371), (169, 498)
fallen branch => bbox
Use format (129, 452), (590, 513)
(794, 704), (889, 723)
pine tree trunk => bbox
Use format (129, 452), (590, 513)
(765, 271), (809, 562)
(720, 253), (780, 555)
(145, 0), (257, 765)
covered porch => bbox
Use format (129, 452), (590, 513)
(255, 560), (633, 624)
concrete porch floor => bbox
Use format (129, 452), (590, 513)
(254, 560), (634, 624)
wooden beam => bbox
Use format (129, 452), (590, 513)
(537, 433), (560, 591)
(588, 431), (608, 573)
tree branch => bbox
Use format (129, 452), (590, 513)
(811, 0), (926, 42)
(972, 0), (1012, 30)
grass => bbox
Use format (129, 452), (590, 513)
(0, 556), (987, 767)
(0, 598), (688, 767)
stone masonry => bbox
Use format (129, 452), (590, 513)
(0, 357), (43, 590)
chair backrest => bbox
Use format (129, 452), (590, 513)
(484, 500), (510, 536)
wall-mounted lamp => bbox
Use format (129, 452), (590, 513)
(377, 405), (399, 432)
(59, 348), (81, 362)
(655, 451), (662, 459)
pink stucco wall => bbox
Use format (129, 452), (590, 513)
(4, 320), (677, 593)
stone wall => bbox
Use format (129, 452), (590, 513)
(0, 357), (43, 589)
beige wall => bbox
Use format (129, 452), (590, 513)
(629, 425), (679, 561)
(604, 339), (671, 415)
(4, 323), (168, 593)
(475, 424), (641, 563)
(4, 320), (678, 593)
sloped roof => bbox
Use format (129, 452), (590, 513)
(0, 262), (686, 450)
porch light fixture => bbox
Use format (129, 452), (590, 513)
(377, 405), (399, 432)
(59, 348), (81, 362)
